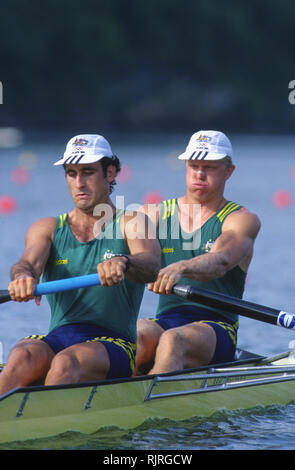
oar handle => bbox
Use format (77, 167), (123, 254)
(0, 274), (101, 304)
(34, 273), (101, 296)
(172, 284), (295, 331)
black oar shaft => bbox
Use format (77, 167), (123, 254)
(0, 290), (11, 304)
(172, 284), (295, 330)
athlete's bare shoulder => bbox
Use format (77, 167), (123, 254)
(223, 206), (261, 238)
(25, 216), (57, 242)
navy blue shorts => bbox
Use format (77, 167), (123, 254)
(24, 323), (136, 379)
(153, 306), (238, 365)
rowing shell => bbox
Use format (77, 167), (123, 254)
(1, 348), (295, 444)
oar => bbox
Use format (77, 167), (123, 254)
(172, 284), (295, 331)
(0, 273), (101, 304)
(2, 275), (294, 333)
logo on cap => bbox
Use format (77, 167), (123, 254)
(73, 138), (88, 147)
(196, 135), (212, 143)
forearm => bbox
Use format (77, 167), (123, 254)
(149, 252), (230, 295)
(179, 252), (230, 282)
(127, 252), (160, 283)
(10, 259), (39, 281)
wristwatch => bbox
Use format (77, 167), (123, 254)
(106, 253), (131, 272)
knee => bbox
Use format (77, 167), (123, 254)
(160, 328), (181, 344)
(137, 318), (149, 334)
(47, 352), (78, 383)
(158, 328), (183, 351)
(9, 345), (33, 364)
(8, 342), (50, 368)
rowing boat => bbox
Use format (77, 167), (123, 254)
(1, 276), (295, 444)
(1, 347), (295, 444)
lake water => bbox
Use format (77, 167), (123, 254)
(0, 132), (295, 450)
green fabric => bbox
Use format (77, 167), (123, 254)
(42, 211), (144, 342)
(156, 199), (247, 324)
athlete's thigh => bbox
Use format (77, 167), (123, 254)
(135, 318), (164, 371)
(54, 341), (110, 382)
(172, 321), (217, 368)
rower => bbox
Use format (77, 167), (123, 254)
(134, 130), (261, 375)
(0, 134), (160, 396)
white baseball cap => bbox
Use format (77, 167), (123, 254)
(54, 134), (114, 166)
(178, 130), (233, 161)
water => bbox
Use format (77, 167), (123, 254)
(0, 132), (295, 450)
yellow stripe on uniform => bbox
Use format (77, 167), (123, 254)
(217, 202), (241, 223)
(216, 202), (235, 220)
(162, 200), (167, 220)
(24, 334), (46, 340)
(115, 209), (124, 223)
(58, 213), (67, 229)
(162, 198), (176, 220)
(170, 198), (176, 216)
(199, 320), (238, 346)
(87, 336), (137, 371)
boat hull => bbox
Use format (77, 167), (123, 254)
(1, 354), (295, 444)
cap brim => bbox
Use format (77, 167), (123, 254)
(53, 154), (109, 166)
(178, 151), (229, 161)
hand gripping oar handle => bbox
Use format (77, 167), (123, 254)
(2, 277), (295, 334)
(172, 284), (295, 331)
(0, 273), (101, 304)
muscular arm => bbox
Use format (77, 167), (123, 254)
(97, 211), (161, 286)
(149, 209), (261, 294)
(124, 211), (161, 283)
(9, 217), (56, 302)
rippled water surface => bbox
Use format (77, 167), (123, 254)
(1, 405), (295, 451)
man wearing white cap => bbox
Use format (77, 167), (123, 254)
(0, 134), (160, 395)
(135, 130), (260, 375)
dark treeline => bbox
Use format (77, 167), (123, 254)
(0, 0), (294, 134)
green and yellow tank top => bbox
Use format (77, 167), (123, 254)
(156, 199), (246, 324)
(42, 211), (144, 342)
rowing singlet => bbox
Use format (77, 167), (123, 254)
(156, 199), (247, 324)
(42, 211), (144, 342)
